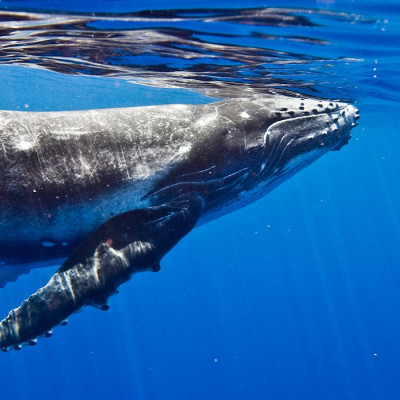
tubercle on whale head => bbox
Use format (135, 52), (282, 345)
(329, 104), (360, 151)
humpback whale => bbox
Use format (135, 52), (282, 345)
(0, 96), (359, 350)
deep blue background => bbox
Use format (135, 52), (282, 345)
(0, 1), (399, 399)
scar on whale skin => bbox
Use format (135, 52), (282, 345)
(0, 96), (360, 351)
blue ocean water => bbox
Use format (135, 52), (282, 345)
(0, 1), (399, 399)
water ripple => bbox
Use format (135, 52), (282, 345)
(0, 8), (381, 100)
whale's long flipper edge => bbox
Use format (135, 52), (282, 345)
(0, 195), (202, 351)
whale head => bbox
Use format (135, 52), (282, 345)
(257, 97), (360, 177)
(192, 96), (360, 219)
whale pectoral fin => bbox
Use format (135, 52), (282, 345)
(0, 195), (203, 351)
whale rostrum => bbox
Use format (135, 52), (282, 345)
(0, 96), (359, 350)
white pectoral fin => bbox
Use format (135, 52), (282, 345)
(0, 195), (203, 351)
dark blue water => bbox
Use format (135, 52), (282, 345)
(0, 1), (399, 399)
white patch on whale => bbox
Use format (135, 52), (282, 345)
(195, 112), (218, 128)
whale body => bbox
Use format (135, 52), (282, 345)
(0, 95), (359, 350)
